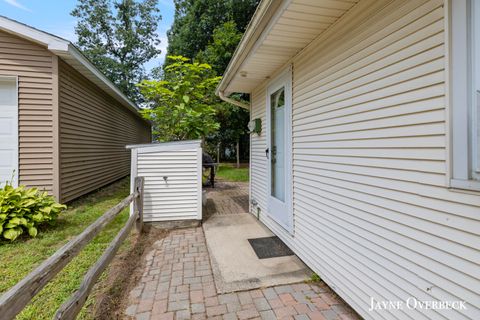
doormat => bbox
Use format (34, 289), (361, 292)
(248, 236), (294, 259)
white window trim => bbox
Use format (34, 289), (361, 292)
(449, 0), (480, 191)
(0, 75), (19, 188)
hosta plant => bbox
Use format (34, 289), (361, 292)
(0, 184), (66, 241)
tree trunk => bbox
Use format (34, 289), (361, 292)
(236, 140), (240, 169)
(217, 143), (220, 163)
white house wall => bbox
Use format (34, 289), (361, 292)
(249, 0), (480, 319)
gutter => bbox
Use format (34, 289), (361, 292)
(218, 90), (250, 110)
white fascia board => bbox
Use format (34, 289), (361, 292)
(126, 140), (202, 152)
(0, 16), (69, 51)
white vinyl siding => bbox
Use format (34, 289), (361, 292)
(249, 1), (480, 320)
(130, 142), (202, 223)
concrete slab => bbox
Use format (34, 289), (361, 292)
(203, 213), (311, 293)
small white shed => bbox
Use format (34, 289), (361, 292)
(127, 140), (202, 223)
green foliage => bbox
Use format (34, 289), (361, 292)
(196, 21), (242, 75)
(206, 97), (250, 159)
(71, 0), (161, 103)
(139, 56), (221, 141)
(163, 1), (259, 160)
(0, 185), (66, 241)
(196, 22), (249, 157)
(166, 0), (259, 61)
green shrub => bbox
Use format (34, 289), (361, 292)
(0, 184), (66, 241)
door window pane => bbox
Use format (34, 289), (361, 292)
(271, 87), (285, 201)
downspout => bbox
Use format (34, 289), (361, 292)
(218, 90), (250, 110)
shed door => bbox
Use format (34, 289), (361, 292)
(0, 77), (18, 187)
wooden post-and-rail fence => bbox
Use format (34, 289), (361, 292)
(0, 177), (145, 320)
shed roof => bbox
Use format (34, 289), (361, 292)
(0, 15), (144, 119)
(217, 0), (360, 95)
(126, 140), (202, 152)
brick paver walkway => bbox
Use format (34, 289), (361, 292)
(125, 227), (361, 320)
(204, 181), (249, 217)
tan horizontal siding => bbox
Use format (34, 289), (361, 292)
(58, 60), (150, 202)
(0, 30), (54, 193)
(250, 1), (480, 320)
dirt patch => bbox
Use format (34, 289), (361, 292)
(89, 225), (167, 319)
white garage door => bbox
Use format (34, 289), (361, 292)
(0, 77), (18, 187)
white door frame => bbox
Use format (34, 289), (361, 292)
(0, 75), (18, 187)
(266, 66), (293, 233)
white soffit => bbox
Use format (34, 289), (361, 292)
(222, 0), (359, 94)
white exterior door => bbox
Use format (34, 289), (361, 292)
(266, 68), (292, 233)
(0, 77), (18, 187)
(473, 0), (480, 180)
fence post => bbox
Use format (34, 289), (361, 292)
(134, 177), (144, 233)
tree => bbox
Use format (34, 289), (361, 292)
(205, 100), (250, 166)
(196, 22), (250, 165)
(166, 0), (259, 61)
(71, 0), (161, 103)
(138, 56), (221, 141)
(196, 21), (242, 75)
(163, 0), (259, 163)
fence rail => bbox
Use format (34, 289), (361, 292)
(0, 176), (144, 320)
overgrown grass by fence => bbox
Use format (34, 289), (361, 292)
(0, 180), (143, 319)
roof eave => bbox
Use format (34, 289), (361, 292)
(216, 0), (286, 96)
(0, 15), (149, 125)
(0, 15), (69, 50)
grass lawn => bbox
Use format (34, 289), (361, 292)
(0, 177), (132, 320)
(215, 164), (249, 182)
